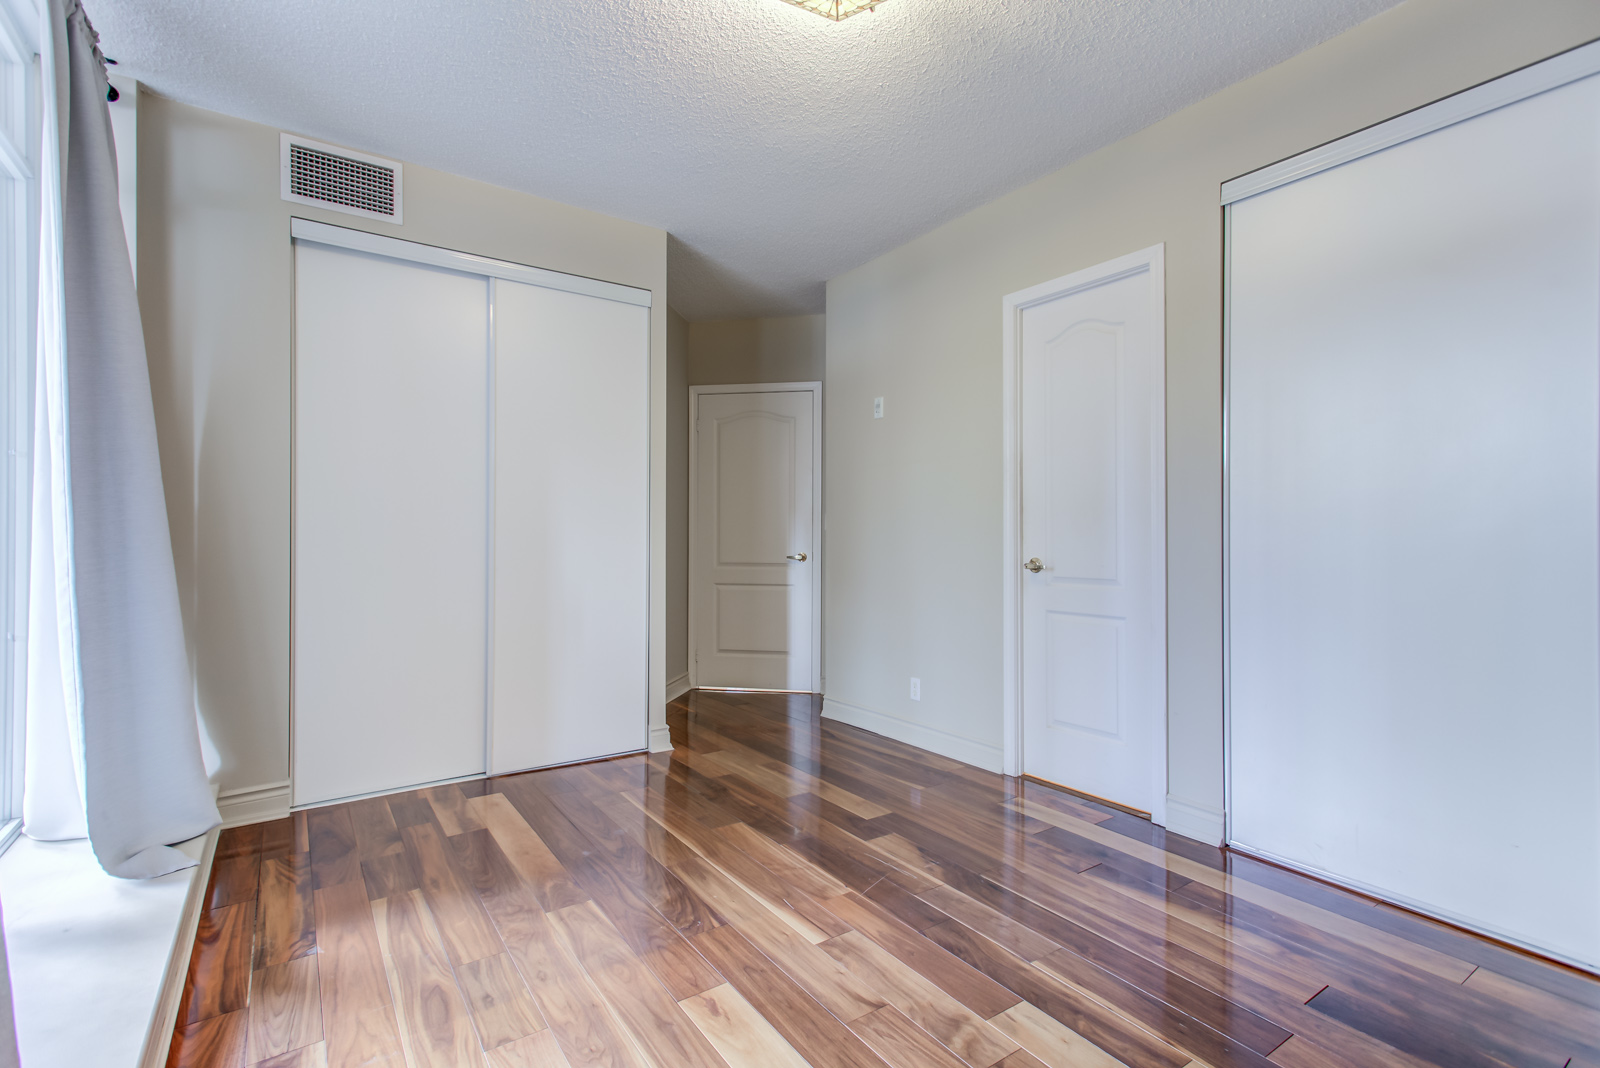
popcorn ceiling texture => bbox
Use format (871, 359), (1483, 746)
(94, 0), (1397, 319)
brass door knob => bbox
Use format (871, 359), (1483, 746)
(787, 553), (808, 562)
(1024, 557), (1044, 573)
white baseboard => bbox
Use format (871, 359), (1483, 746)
(216, 779), (292, 828)
(649, 725), (674, 753)
(821, 697), (1003, 773)
(666, 672), (691, 703)
(137, 825), (219, 1068)
(1164, 795), (1226, 846)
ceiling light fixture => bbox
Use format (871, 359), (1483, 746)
(780, 0), (886, 20)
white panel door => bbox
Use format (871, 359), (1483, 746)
(1228, 72), (1600, 967)
(491, 279), (649, 774)
(1020, 264), (1164, 815)
(692, 390), (816, 691)
(293, 243), (488, 806)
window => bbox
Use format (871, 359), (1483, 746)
(0, 0), (39, 844)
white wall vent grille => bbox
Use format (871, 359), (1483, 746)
(280, 134), (403, 223)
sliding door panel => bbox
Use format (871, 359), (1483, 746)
(293, 242), (489, 805)
(1228, 74), (1600, 966)
(491, 280), (649, 773)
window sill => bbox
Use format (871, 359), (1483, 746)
(0, 828), (217, 1068)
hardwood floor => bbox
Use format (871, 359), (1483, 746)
(169, 690), (1600, 1068)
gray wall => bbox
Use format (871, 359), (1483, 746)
(821, 0), (1600, 841)
(666, 308), (690, 682)
(139, 96), (670, 800)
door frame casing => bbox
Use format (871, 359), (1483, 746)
(688, 382), (824, 694)
(1001, 245), (1167, 825)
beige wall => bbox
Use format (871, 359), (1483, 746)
(822, 0), (1600, 838)
(139, 96), (670, 799)
(664, 313), (824, 686)
(687, 315), (824, 386)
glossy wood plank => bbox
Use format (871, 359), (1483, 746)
(471, 792), (592, 911)
(428, 783), (488, 836)
(1060, 815), (1479, 986)
(256, 852), (317, 969)
(919, 915), (1192, 1068)
(1463, 967), (1600, 1053)
(307, 807), (362, 889)
(1031, 947), (1286, 1067)
(918, 883), (1059, 962)
(824, 891), (1022, 1019)
(386, 791), (441, 831)
(693, 924), (895, 1068)
(184, 902), (255, 1024)
(457, 953), (549, 1051)
(371, 889), (487, 1068)
(250, 1040), (328, 1068)
(312, 880), (406, 1068)
(546, 900), (731, 1068)
(217, 824), (264, 861)
(261, 818), (298, 860)
(179, 691), (1600, 1068)
(208, 854), (262, 910)
(820, 928), (1021, 1068)
(345, 797), (404, 859)
(671, 851), (882, 1019)
(992, 1048), (1056, 1068)
(169, 1009), (249, 1068)
(360, 850), (420, 901)
(486, 1030), (573, 1068)
(678, 983), (813, 1068)
(989, 1001), (1129, 1068)
(662, 817), (845, 942)
(865, 877), (951, 932)
(247, 955), (323, 1064)
(468, 829), (649, 1068)
(850, 1004), (975, 1068)
(512, 783), (728, 1001)
(402, 820), (504, 965)
(1306, 983), (1567, 1068)
(1263, 1035), (1366, 1068)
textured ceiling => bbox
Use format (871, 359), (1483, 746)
(94, 0), (1398, 319)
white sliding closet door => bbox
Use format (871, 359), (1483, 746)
(293, 243), (489, 806)
(491, 280), (649, 773)
(1228, 66), (1600, 967)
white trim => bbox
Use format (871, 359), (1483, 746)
(136, 826), (219, 1068)
(0, 0), (35, 62)
(1222, 38), (1600, 204)
(821, 696), (1002, 773)
(1221, 210), (1234, 845)
(216, 779), (292, 828)
(649, 725), (674, 753)
(688, 381), (824, 695)
(1228, 841), (1598, 976)
(280, 133), (404, 224)
(1163, 796), (1225, 847)
(289, 218), (652, 308)
(666, 671), (691, 703)
(0, 816), (17, 855)
(0, 132), (27, 182)
(1000, 245), (1168, 824)
(291, 770), (491, 812)
(484, 279), (498, 782)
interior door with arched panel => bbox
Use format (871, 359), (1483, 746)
(691, 388), (817, 692)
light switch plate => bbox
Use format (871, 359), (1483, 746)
(873, 396), (884, 419)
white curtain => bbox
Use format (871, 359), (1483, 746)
(20, 0), (218, 878)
